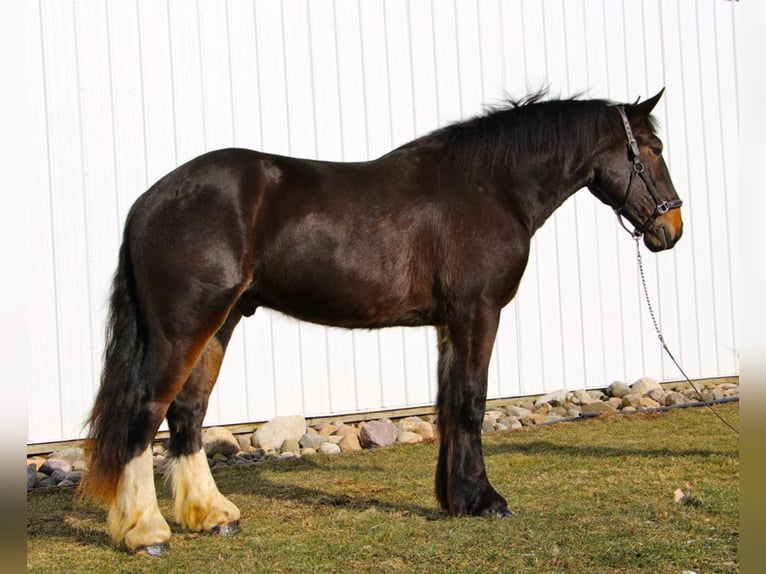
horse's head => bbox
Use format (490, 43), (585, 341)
(588, 89), (683, 252)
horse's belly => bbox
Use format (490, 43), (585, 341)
(253, 255), (436, 329)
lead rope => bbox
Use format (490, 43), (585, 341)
(634, 236), (738, 434)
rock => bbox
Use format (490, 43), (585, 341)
(607, 397), (623, 410)
(645, 387), (666, 404)
(333, 423), (356, 437)
(398, 416), (424, 432)
(59, 447), (85, 464)
(254, 415), (307, 452)
(566, 407), (581, 418)
(280, 438), (301, 454)
(319, 442), (341, 455)
(300, 433), (329, 449)
(607, 381), (631, 398)
(581, 401), (618, 414)
(63, 471), (82, 485)
(526, 413), (551, 425)
(212, 453), (228, 464)
(622, 406), (637, 413)
(571, 389), (596, 405)
(534, 389), (568, 407)
(27, 456), (46, 471)
(621, 393), (643, 408)
(484, 410), (505, 421)
(338, 433), (362, 453)
(40, 457), (72, 475)
(588, 390), (605, 401)
(639, 397), (661, 409)
(415, 421), (434, 440)
(482, 417), (496, 433)
(237, 434), (254, 453)
(397, 431), (424, 444)
(302, 447), (317, 456)
(359, 420), (398, 448)
(27, 464), (36, 490)
(505, 405), (532, 418)
(202, 427), (240, 457)
(550, 406), (568, 417)
(631, 377), (661, 395)
(664, 391), (687, 406)
(318, 424), (338, 436)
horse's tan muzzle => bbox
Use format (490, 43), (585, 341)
(644, 208), (683, 252)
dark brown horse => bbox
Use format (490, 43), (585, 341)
(82, 90), (682, 554)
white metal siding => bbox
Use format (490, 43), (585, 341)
(24, 0), (739, 444)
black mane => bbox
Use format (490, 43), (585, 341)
(402, 93), (650, 176)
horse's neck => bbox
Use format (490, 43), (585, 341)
(501, 160), (594, 235)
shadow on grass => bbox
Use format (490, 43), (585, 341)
(214, 456), (443, 520)
(483, 439), (738, 459)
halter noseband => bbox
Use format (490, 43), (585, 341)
(611, 105), (683, 238)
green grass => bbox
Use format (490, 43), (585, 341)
(27, 403), (739, 573)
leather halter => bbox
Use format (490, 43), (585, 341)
(611, 105), (683, 238)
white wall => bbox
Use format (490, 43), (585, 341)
(23, 0), (739, 444)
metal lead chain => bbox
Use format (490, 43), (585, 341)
(634, 236), (738, 434)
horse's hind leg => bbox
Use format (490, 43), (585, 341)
(434, 308), (512, 517)
(164, 310), (243, 534)
(106, 338), (217, 553)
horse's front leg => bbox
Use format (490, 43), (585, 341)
(434, 309), (513, 517)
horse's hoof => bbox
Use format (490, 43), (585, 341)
(481, 507), (516, 518)
(135, 542), (170, 557)
(212, 520), (240, 536)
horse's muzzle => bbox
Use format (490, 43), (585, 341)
(643, 209), (683, 252)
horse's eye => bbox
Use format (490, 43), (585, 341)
(651, 145), (663, 156)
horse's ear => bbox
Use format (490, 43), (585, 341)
(627, 88), (664, 121)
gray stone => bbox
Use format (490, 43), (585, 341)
(607, 381), (631, 398)
(27, 464), (36, 490)
(482, 418), (496, 433)
(254, 415), (307, 452)
(319, 442), (341, 455)
(202, 427), (240, 457)
(359, 420), (398, 448)
(299, 433), (329, 449)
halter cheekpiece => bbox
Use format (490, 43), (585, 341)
(611, 105), (683, 238)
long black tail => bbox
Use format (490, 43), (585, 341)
(81, 230), (149, 504)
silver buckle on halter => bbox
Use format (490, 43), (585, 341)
(656, 199), (683, 215)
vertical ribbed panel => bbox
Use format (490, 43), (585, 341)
(27, 0), (739, 443)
